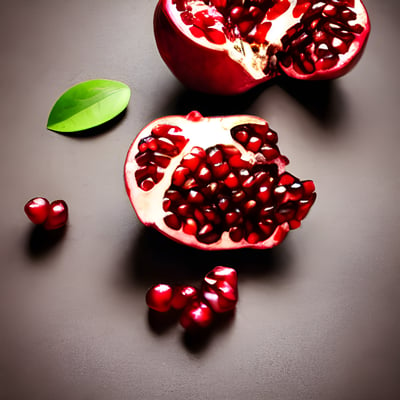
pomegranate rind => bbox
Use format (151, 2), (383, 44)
(124, 112), (315, 251)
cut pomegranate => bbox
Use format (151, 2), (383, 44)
(146, 283), (174, 312)
(124, 111), (316, 250)
(154, 0), (370, 94)
(24, 197), (50, 225)
(202, 266), (238, 313)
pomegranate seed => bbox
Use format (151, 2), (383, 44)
(183, 218), (198, 235)
(171, 286), (198, 309)
(43, 200), (68, 230)
(202, 266), (238, 313)
(146, 284), (173, 312)
(181, 153), (201, 172)
(180, 300), (213, 330)
(24, 197), (50, 225)
(164, 213), (182, 230)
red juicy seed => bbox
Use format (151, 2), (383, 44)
(205, 28), (226, 45)
(230, 6), (244, 22)
(279, 172), (296, 186)
(222, 145), (241, 157)
(44, 200), (68, 230)
(287, 182), (303, 201)
(274, 185), (287, 204)
(212, 162), (230, 179)
(187, 190), (204, 204)
(261, 144), (279, 161)
(156, 137), (178, 156)
(253, 171), (269, 185)
(152, 124), (182, 137)
(234, 130), (248, 144)
(190, 25), (204, 38)
(180, 301), (213, 330)
(296, 193), (316, 220)
(224, 172), (239, 189)
(225, 211), (241, 226)
(258, 220), (275, 236)
(140, 178), (155, 191)
(228, 155), (250, 168)
(183, 218), (198, 235)
(207, 147), (224, 164)
(182, 177), (198, 190)
(316, 54), (339, 70)
(218, 197), (230, 212)
(177, 204), (191, 216)
(171, 286), (198, 310)
(247, 136), (263, 152)
(194, 208), (206, 225)
(242, 175), (256, 190)
(266, 0), (290, 20)
(191, 146), (206, 159)
(289, 219), (301, 229)
(181, 153), (201, 172)
(135, 150), (152, 166)
(153, 152), (171, 168)
(203, 207), (219, 222)
(198, 223), (217, 239)
(203, 182), (219, 197)
(146, 284), (173, 313)
(293, 2), (312, 18)
(24, 197), (50, 225)
(197, 165), (212, 181)
(238, 169), (250, 183)
(164, 213), (182, 230)
(276, 203), (297, 224)
(232, 190), (246, 203)
(252, 123), (270, 136)
(302, 180), (316, 197)
(250, 22), (272, 43)
(162, 198), (171, 212)
(165, 189), (183, 202)
(247, 232), (260, 244)
(229, 226), (243, 242)
(172, 166), (190, 186)
(238, 20), (255, 36)
(185, 110), (203, 121)
(256, 185), (271, 203)
(243, 200), (257, 214)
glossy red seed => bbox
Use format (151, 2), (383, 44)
(171, 286), (198, 309)
(202, 266), (238, 313)
(180, 300), (213, 330)
(146, 284), (173, 312)
(43, 200), (68, 230)
(24, 197), (50, 225)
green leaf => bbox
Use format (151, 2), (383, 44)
(47, 79), (131, 132)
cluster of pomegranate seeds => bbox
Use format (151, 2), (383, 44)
(24, 197), (68, 230)
(159, 124), (315, 246)
(146, 266), (238, 331)
(135, 124), (188, 191)
(281, 1), (365, 74)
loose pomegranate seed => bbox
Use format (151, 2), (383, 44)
(24, 197), (50, 225)
(171, 285), (198, 309)
(43, 200), (69, 230)
(202, 266), (238, 313)
(146, 284), (174, 312)
(179, 300), (213, 330)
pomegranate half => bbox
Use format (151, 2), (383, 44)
(124, 111), (316, 250)
(154, 0), (370, 95)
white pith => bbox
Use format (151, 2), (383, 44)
(164, 0), (369, 78)
(124, 114), (289, 250)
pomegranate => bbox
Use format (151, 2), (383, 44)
(124, 111), (316, 250)
(154, 0), (370, 94)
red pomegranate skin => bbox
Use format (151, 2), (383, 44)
(124, 112), (316, 251)
(154, 0), (371, 95)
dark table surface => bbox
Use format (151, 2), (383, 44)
(1, 1), (399, 399)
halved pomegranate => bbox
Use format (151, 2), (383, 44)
(124, 111), (316, 250)
(154, 0), (370, 94)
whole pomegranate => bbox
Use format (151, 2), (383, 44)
(124, 111), (316, 250)
(154, 0), (370, 95)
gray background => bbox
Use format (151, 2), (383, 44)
(1, 1), (399, 399)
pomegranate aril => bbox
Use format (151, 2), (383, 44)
(197, 165), (212, 181)
(183, 218), (198, 235)
(187, 190), (204, 204)
(181, 153), (201, 172)
(153, 152), (171, 168)
(172, 166), (190, 186)
(234, 129), (248, 144)
(224, 172), (239, 189)
(202, 266), (238, 313)
(247, 136), (262, 152)
(180, 300), (213, 330)
(164, 213), (182, 230)
(229, 226), (243, 242)
(146, 284), (173, 312)
(24, 197), (50, 225)
(171, 286), (198, 310)
(261, 144), (279, 161)
(182, 177), (198, 190)
(44, 200), (68, 230)
(207, 147), (223, 164)
(212, 161), (230, 179)
(177, 203), (191, 216)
